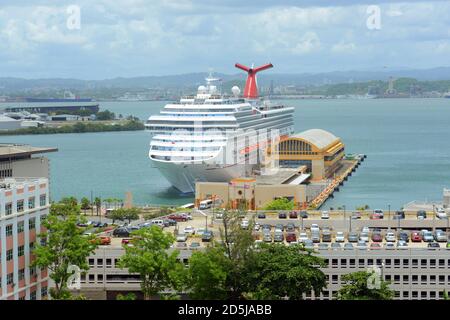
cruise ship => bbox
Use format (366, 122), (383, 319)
(146, 63), (294, 193)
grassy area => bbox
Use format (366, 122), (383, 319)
(0, 119), (145, 135)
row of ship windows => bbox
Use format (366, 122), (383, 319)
(2, 195), (47, 216)
(325, 258), (450, 268)
(150, 146), (220, 152)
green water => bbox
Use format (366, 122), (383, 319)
(1, 98), (449, 210)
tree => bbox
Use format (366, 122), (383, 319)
(108, 209), (125, 224)
(245, 243), (327, 299)
(263, 197), (294, 210)
(117, 226), (187, 300)
(94, 197), (101, 216)
(123, 207), (140, 223)
(32, 201), (98, 299)
(60, 196), (78, 207)
(96, 110), (116, 120)
(80, 197), (90, 213)
(337, 271), (394, 300)
(116, 293), (136, 300)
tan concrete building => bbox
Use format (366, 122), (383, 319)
(268, 129), (345, 181)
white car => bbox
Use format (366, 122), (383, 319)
(310, 224), (320, 233)
(335, 231), (345, 242)
(385, 232), (396, 242)
(361, 226), (370, 234)
(196, 229), (206, 236)
(253, 223), (261, 231)
(373, 209), (384, 218)
(299, 232), (309, 243)
(176, 234), (187, 242)
(215, 212), (223, 219)
(183, 226), (195, 235)
(436, 208), (447, 219)
(359, 232), (369, 242)
(321, 211), (330, 219)
(240, 220), (249, 229)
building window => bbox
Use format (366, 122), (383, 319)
(41, 286), (48, 298)
(30, 291), (37, 300)
(6, 249), (13, 261)
(7, 273), (14, 285)
(30, 266), (37, 277)
(89, 274), (95, 282)
(88, 258), (95, 267)
(18, 269), (25, 281)
(5, 202), (12, 215)
(98, 274), (103, 281)
(6, 224), (13, 236)
(403, 291), (409, 298)
(29, 217), (36, 230)
(97, 258), (103, 266)
(17, 199), (24, 212)
(17, 221), (25, 233)
(29, 241), (35, 250)
(28, 197), (35, 209)
(18, 245), (25, 257)
(40, 194), (47, 206)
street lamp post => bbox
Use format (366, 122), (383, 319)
(433, 204), (436, 232)
(388, 204), (391, 220)
(343, 205), (346, 221)
(349, 216), (352, 233)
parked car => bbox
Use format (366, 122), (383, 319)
(359, 232), (369, 242)
(299, 210), (308, 218)
(165, 219), (177, 226)
(196, 228), (206, 236)
(310, 224), (320, 233)
(416, 210), (427, 219)
(344, 243), (354, 250)
(427, 242), (440, 249)
(274, 231), (284, 242)
(262, 224), (271, 232)
(257, 212), (266, 219)
(263, 233), (272, 243)
(285, 223), (295, 232)
(436, 208), (447, 219)
(398, 231), (410, 242)
(385, 232), (396, 242)
(240, 220), (249, 230)
(286, 232), (297, 243)
(397, 240), (408, 249)
(289, 211), (298, 219)
(393, 210), (405, 220)
(318, 243), (329, 250)
(321, 210), (330, 219)
(303, 239), (314, 249)
(348, 232), (359, 243)
(253, 223), (261, 231)
(176, 242), (188, 249)
(371, 232), (383, 242)
(384, 242), (395, 249)
(361, 226), (370, 234)
(311, 232), (320, 243)
(370, 243), (382, 250)
(275, 224), (284, 232)
(121, 238), (132, 245)
(202, 230), (213, 242)
(434, 229), (447, 242)
(422, 230), (434, 242)
(335, 231), (345, 242)
(112, 227), (130, 237)
(356, 241), (367, 250)
(190, 242), (201, 250)
(215, 212), (223, 219)
(176, 234), (187, 242)
(373, 209), (384, 218)
(278, 212), (287, 219)
(91, 236), (111, 245)
(183, 226), (195, 235)
(351, 211), (362, 219)
(167, 214), (188, 222)
(411, 231), (422, 242)
(299, 232), (309, 243)
(322, 230), (332, 242)
(331, 242), (342, 250)
(370, 210), (383, 220)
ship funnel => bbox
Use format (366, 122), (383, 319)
(235, 62), (273, 99)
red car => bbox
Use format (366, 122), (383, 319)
(370, 243), (382, 250)
(90, 236), (111, 245)
(167, 214), (187, 222)
(289, 211), (298, 219)
(371, 233), (383, 242)
(411, 232), (422, 242)
(286, 232), (297, 243)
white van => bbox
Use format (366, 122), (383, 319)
(151, 219), (164, 228)
(199, 199), (213, 210)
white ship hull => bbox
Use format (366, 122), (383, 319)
(151, 156), (254, 193)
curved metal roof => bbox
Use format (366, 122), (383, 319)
(291, 129), (339, 149)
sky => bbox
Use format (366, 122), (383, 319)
(0, 0), (449, 79)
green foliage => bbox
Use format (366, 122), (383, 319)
(108, 207), (140, 223)
(263, 197), (294, 210)
(117, 226), (187, 300)
(80, 197), (90, 211)
(337, 271), (394, 300)
(356, 204), (370, 211)
(0, 119), (144, 136)
(116, 293), (137, 300)
(245, 244), (326, 299)
(60, 196), (78, 207)
(96, 110), (116, 120)
(32, 201), (98, 299)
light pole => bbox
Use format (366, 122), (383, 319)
(349, 215), (352, 233)
(388, 204), (391, 220)
(343, 205), (346, 221)
(433, 204), (436, 232)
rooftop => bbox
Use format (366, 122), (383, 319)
(0, 143), (58, 159)
(291, 129), (339, 149)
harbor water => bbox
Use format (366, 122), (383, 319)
(1, 98), (449, 210)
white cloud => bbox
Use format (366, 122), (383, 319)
(331, 41), (357, 53)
